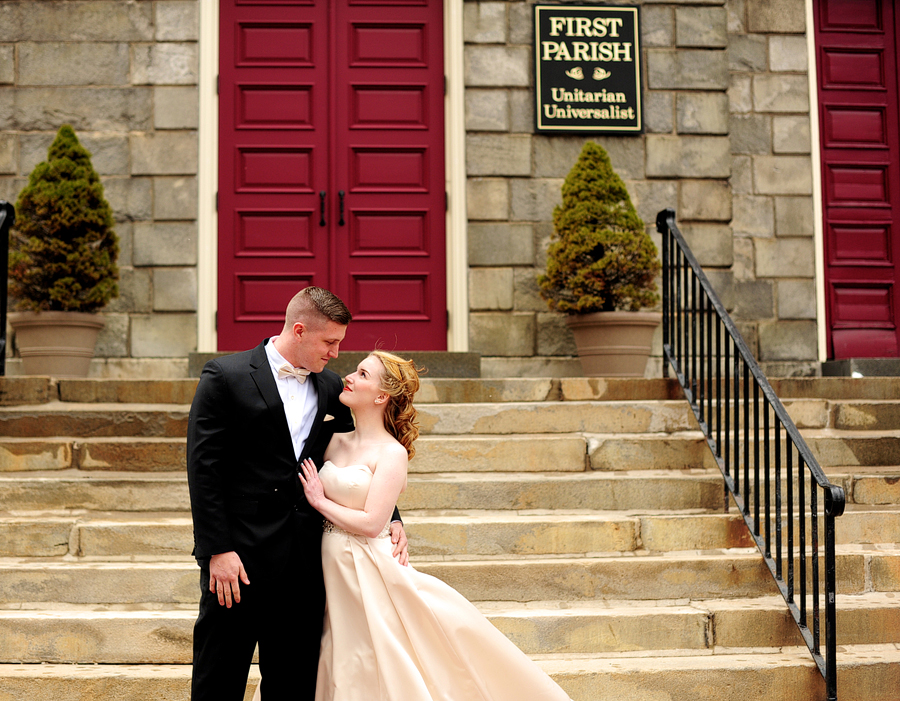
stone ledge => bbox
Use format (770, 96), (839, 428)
(822, 358), (900, 378)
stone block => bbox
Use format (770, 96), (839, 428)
(753, 155), (812, 195)
(133, 222), (198, 266)
(647, 49), (727, 90)
(10, 87), (153, 131)
(468, 223), (534, 266)
(627, 179), (678, 227)
(732, 280), (774, 319)
(675, 6), (727, 47)
(642, 6), (674, 47)
(735, 321), (759, 358)
(18, 42), (129, 86)
(769, 35), (808, 71)
(0, 44), (15, 84)
(774, 196), (814, 237)
(131, 313), (198, 357)
(730, 155), (752, 195)
(105, 267), (152, 314)
(0, 176), (25, 203)
(537, 313), (577, 356)
(705, 269), (735, 310)
(728, 0), (746, 32)
(644, 90), (673, 133)
(773, 116), (810, 154)
(469, 312), (535, 356)
(132, 43), (198, 86)
(94, 313), (129, 358)
(153, 268), (198, 312)
(508, 3), (532, 45)
(728, 34), (767, 72)
(103, 177), (153, 222)
(0, 1), (154, 42)
(676, 92), (728, 134)
(114, 221), (134, 267)
(465, 89), (509, 132)
(156, 1), (199, 41)
(0, 134), (15, 175)
(508, 89), (534, 132)
(758, 320), (817, 362)
(464, 2), (506, 43)
(468, 267), (513, 311)
(466, 134), (531, 176)
(131, 132), (198, 175)
(748, 0), (806, 33)
(509, 178), (564, 222)
(21, 133), (131, 178)
(678, 180), (731, 221)
(0, 89), (13, 130)
(645, 136), (731, 178)
(729, 114), (771, 154)
(154, 87), (199, 129)
(777, 279), (816, 319)
(732, 195), (774, 238)
(755, 237), (814, 277)
(466, 178), (509, 220)
(728, 74), (752, 114)
(153, 177), (198, 220)
(465, 46), (530, 87)
(753, 74), (809, 112)
(534, 136), (643, 180)
(514, 268), (547, 313)
(733, 236), (754, 280)
(679, 223), (733, 267)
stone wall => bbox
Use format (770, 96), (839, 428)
(464, 0), (818, 378)
(0, 0), (199, 376)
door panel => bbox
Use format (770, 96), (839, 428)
(218, 0), (446, 352)
(815, 0), (900, 358)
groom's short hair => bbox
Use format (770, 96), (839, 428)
(286, 286), (352, 328)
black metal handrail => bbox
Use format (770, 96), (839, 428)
(656, 208), (845, 701)
(0, 200), (15, 377)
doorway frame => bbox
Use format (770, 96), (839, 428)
(197, 0), (468, 352)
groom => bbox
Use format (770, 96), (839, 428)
(187, 286), (407, 701)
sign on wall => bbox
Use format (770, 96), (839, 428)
(534, 4), (642, 133)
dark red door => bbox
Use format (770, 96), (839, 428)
(218, 0), (446, 352)
(815, 0), (900, 358)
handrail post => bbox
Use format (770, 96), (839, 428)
(0, 200), (16, 377)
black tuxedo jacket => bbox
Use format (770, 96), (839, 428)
(186, 339), (355, 580)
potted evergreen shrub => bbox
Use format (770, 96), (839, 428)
(7, 125), (119, 376)
(538, 141), (661, 377)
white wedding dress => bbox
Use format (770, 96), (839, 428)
(310, 460), (573, 701)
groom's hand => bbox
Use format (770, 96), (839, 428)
(390, 522), (409, 567)
(210, 551), (250, 608)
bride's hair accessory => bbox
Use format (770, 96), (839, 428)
(371, 350), (423, 460)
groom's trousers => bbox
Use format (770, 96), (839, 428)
(190, 531), (326, 701)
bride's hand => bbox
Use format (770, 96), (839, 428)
(298, 458), (325, 509)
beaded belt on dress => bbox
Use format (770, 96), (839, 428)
(323, 519), (390, 539)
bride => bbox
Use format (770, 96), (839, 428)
(254, 350), (574, 701)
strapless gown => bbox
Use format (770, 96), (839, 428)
(312, 461), (573, 701)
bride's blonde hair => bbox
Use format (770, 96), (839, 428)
(372, 350), (421, 460)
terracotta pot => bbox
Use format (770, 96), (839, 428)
(566, 310), (661, 377)
(9, 311), (105, 377)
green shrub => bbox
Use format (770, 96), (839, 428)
(538, 141), (660, 314)
(8, 124), (119, 313)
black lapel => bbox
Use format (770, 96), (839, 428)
(249, 340), (294, 454)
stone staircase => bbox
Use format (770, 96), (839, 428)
(0, 375), (898, 700)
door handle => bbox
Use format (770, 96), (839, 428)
(319, 191), (326, 227)
(338, 191), (345, 227)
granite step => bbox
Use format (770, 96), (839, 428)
(1, 548), (895, 605)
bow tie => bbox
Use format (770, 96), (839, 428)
(277, 363), (311, 383)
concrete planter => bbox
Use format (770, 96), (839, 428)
(9, 311), (105, 377)
(566, 311), (661, 377)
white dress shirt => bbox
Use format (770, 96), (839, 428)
(265, 338), (318, 461)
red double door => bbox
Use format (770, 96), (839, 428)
(815, 0), (900, 358)
(217, 0), (446, 351)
